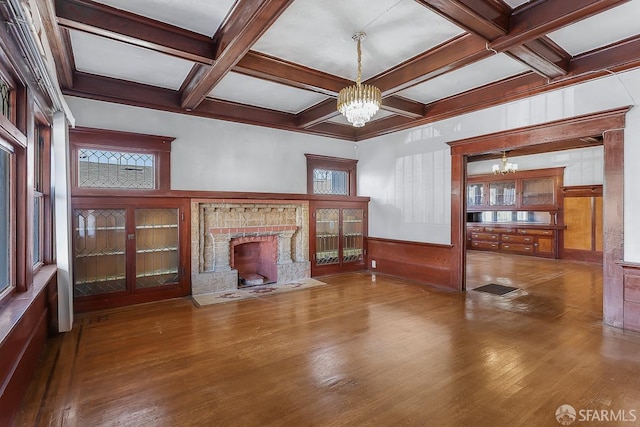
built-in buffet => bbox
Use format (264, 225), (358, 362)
(466, 167), (564, 258)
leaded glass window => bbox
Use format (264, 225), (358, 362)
(78, 148), (155, 189)
(313, 169), (348, 195)
(0, 77), (10, 120)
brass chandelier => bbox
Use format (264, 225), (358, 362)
(337, 32), (381, 128)
(492, 151), (518, 174)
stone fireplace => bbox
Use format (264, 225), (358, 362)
(191, 200), (310, 295)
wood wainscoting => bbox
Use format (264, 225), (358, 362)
(367, 237), (454, 290)
(621, 262), (640, 333)
(0, 266), (58, 425)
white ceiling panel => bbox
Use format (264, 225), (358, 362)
(397, 53), (529, 104)
(252, 0), (464, 81)
(209, 72), (329, 114)
(91, 0), (236, 37)
(548, 0), (640, 56)
(69, 30), (194, 90)
(502, 0), (531, 9)
(328, 108), (395, 126)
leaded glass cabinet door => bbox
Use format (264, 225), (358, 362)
(315, 208), (340, 266)
(311, 201), (368, 276)
(342, 208), (363, 263)
(489, 180), (516, 207)
(73, 209), (127, 297)
(135, 208), (180, 289)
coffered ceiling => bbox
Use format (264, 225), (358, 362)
(36, 0), (640, 141)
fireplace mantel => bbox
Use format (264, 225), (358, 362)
(191, 199), (310, 295)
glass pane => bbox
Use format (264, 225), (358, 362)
(33, 195), (42, 265)
(343, 208), (363, 263)
(73, 209), (127, 296)
(0, 147), (10, 292)
(316, 208), (339, 265)
(135, 208), (179, 288)
(467, 183), (484, 207)
(489, 181), (516, 206)
(313, 169), (348, 195)
(78, 148), (155, 189)
(522, 178), (555, 205)
(0, 78), (10, 120)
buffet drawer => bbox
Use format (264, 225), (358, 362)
(501, 234), (534, 244)
(471, 241), (499, 250)
(500, 243), (534, 253)
(471, 232), (499, 241)
(517, 228), (554, 236)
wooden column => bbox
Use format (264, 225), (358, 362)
(603, 128), (625, 328)
(450, 153), (465, 291)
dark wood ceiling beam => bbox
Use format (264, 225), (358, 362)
(37, 0), (75, 88)
(55, 0), (215, 64)
(369, 34), (491, 95)
(414, 0), (508, 40)
(65, 72), (356, 140)
(506, 38), (569, 78)
(297, 99), (340, 128)
(180, 0), (295, 110)
(304, 122), (358, 140)
(358, 32), (640, 140)
(234, 51), (350, 96)
(353, 116), (418, 141)
(568, 34), (640, 77)
(381, 97), (424, 118)
(490, 0), (630, 52)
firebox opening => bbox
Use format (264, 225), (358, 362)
(232, 240), (277, 287)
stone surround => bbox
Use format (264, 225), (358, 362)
(191, 199), (310, 295)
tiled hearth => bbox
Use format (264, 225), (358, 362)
(191, 199), (310, 295)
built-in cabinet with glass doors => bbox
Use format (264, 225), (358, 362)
(467, 167), (563, 211)
(310, 201), (367, 276)
(72, 198), (189, 312)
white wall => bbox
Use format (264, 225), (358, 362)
(64, 96), (357, 194)
(358, 68), (640, 256)
(467, 146), (604, 186)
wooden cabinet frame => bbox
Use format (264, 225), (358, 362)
(467, 167), (564, 211)
(310, 200), (368, 276)
(71, 197), (190, 313)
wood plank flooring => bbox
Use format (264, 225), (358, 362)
(15, 253), (640, 426)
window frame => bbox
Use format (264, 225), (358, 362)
(69, 127), (174, 196)
(0, 138), (15, 299)
(32, 106), (52, 272)
(305, 154), (358, 196)
(0, 59), (25, 299)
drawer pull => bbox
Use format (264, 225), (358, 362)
(503, 245), (510, 249)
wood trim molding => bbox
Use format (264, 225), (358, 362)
(560, 185), (603, 197)
(69, 127), (175, 195)
(305, 154), (358, 196)
(449, 107), (630, 155)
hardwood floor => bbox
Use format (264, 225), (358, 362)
(16, 254), (640, 426)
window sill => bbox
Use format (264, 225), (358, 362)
(0, 264), (57, 345)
